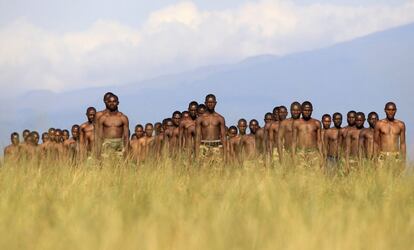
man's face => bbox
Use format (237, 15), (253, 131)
(172, 113), (181, 126)
(291, 105), (302, 119)
(189, 105), (198, 119)
(154, 124), (162, 134)
(182, 112), (190, 119)
(238, 121), (247, 135)
(106, 96), (119, 112)
(62, 131), (70, 140)
(23, 131), (30, 142)
(48, 129), (56, 142)
(249, 121), (259, 134)
(278, 108), (288, 121)
(42, 134), (49, 143)
(322, 117), (331, 130)
(135, 127), (144, 138)
(11, 135), (19, 145)
(333, 115), (342, 129)
(368, 114), (379, 128)
(145, 126), (154, 137)
(264, 114), (273, 124)
(32, 133), (39, 145)
(229, 128), (237, 138)
(355, 115), (365, 129)
(87, 110), (96, 123)
(55, 131), (62, 142)
(302, 105), (313, 120)
(205, 97), (217, 112)
(273, 109), (279, 121)
(198, 106), (206, 115)
(347, 113), (356, 126)
(166, 121), (174, 130)
(385, 105), (397, 121)
(72, 127), (80, 139)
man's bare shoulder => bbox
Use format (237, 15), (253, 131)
(280, 119), (291, 127)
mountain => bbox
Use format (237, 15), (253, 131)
(1, 22), (413, 157)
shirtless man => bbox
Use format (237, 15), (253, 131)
(240, 119), (259, 163)
(54, 129), (66, 161)
(277, 102), (302, 164)
(94, 92), (114, 156)
(321, 114), (331, 150)
(323, 113), (342, 169)
(64, 125), (81, 163)
(154, 122), (165, 158)
(267, 106), (287, 163)
(256, 113), (272, 154)
(39, 132), (52, 160)
(374, 102), (406, 167)
(359, 112), (379, 160)
(97, 95), (129, 159)
(179, 110), (197, 156)
(227, 126), (239, 163)
(345, 112), (365, 171)
(4, 132), (20, 164)
(195, 94), (227, 163)
(340, 111), (356, 152)
(170, 111), (182, 155)
(292, 101), (322, 168)
(130, 124), (144, 161)
(80, 107), (96, 157)
(136, 123), (155, 163)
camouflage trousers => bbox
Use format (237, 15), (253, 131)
(199, 144), (223, 166)
(378, 152), (402, 168)
(296, 150), (321, 168)
(101, 138), (124, 160)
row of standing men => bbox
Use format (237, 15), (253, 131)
(3, 92), (406, 171)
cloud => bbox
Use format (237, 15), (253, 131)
(0, 0), (414, 95)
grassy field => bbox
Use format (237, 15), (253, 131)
(0, 160), (413, 250)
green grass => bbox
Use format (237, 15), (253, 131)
(0, 160), (413, 250)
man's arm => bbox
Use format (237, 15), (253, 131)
(178, 122), (185, 151)
(345, 133), (351, 172)
(292, 121), (298, 159)
(374, 121), (381, 159)
(400, 121), (406, 161)
(122, 115), (130, 154)
(316, 121), (323, 155)
(358, 131), (365, 160)
(278, 123), (285, 163)
(268, 125), (274, 159)
(323, 130), (329, 158)
(195, 117), (202, 159)
(220, 116), (227, 162)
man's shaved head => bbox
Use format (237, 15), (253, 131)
(103, 92), (114, 102)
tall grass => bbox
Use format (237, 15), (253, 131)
(0, 159), (413, 250)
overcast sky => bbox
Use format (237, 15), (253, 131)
(1, 0), (413, 96)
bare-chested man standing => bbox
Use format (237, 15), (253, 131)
(256, 113), (272, 154)
(97, 95), (129, 160)
(179, 102), (198, 156)
(345, 112), (366, 171)
(195, 94), (227, 163)
(64, 125), (81, 163)
(227, 126), (239, 163)
(94, 92), (114, 157)
(241, 119), (259, 165)
(277, 102), (301, 164)
(169, 111), (182, 156)
(80, 107), (96, 158)
(359, 112), (379, 160)
(340, 111), (356, 153)
(323, 112), (342, 169)
(269, 106), (288, 162)
(4, 132), (20, 164)
(292, 101), (322, 168)
(374, 102), (406, 168)
(136, 123), (155, 163)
